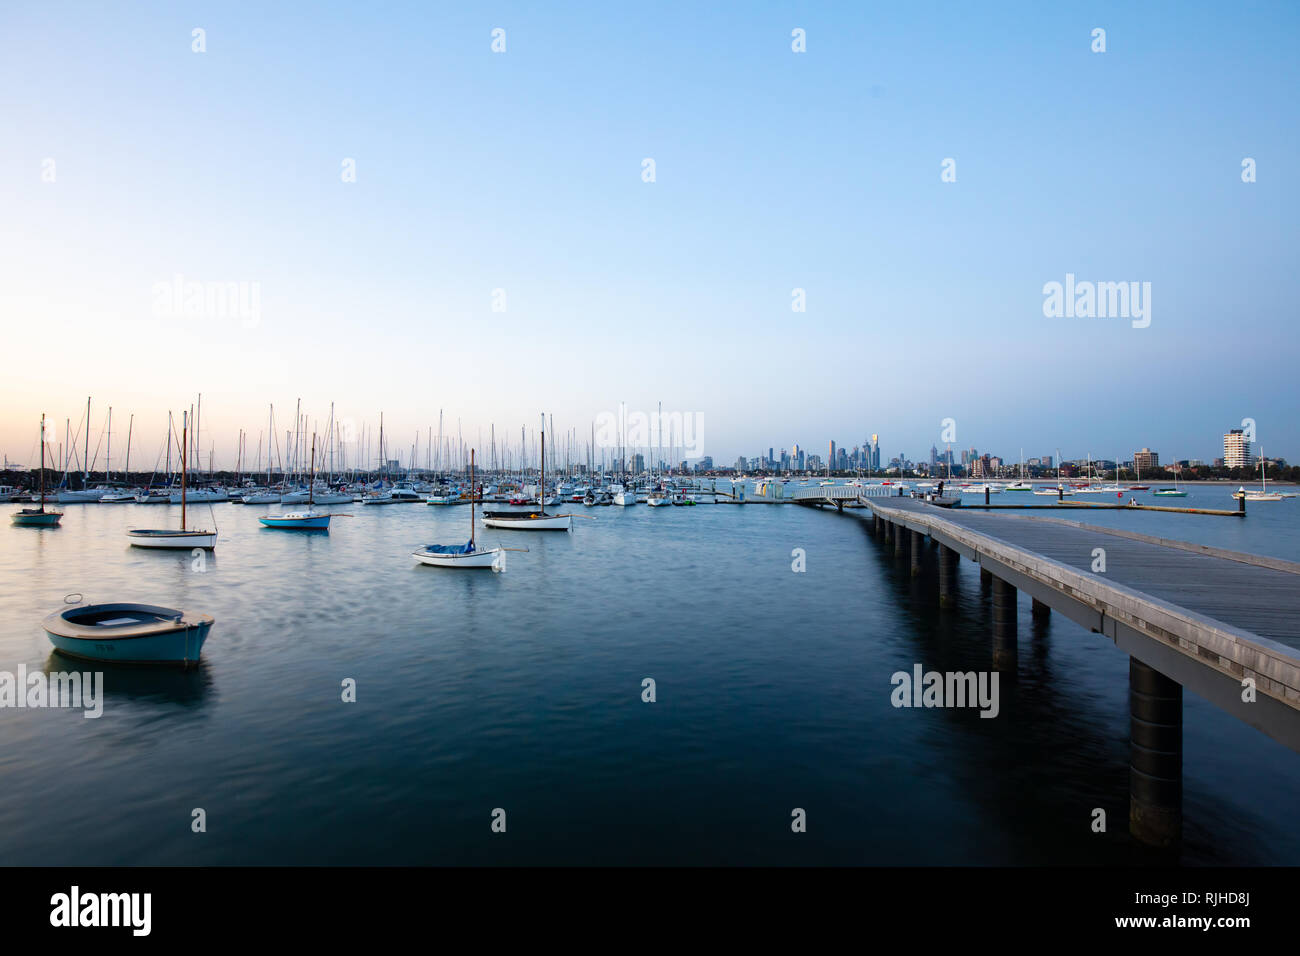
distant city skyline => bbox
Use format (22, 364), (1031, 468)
(0, 393), (1277, 475)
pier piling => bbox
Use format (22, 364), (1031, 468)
(1031, 598), (1050, 621)
(911, 526), (923, 576)
(894, 524), (906, 558)
(991, 576), (1017, 670)
(938, 545), (957, 607)
(1129, 658), (1183, 849)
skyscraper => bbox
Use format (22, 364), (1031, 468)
(1224, 429), (1252, 468)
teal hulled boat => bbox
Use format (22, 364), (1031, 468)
(43, 601), (214, 667)
(258, 433), (334, 529)
(11, 414), (62, 527)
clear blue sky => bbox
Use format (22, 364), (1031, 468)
(1, 1), (1296, 469)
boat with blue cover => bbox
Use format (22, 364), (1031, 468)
(413, 449), (512, 568)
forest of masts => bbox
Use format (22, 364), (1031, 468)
(12, 397), (697, 485)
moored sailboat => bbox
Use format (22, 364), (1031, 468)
(259, 435), (335, 529)
(1233, 448), (1288, 502)
(482, 416), (573, 531)
(127, 410), (217, 549)
(413, 450), (513, 568)
(11, 414), (63, 527)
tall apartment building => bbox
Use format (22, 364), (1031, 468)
(1223, 429), (1252, 468)
(1133, 448), (1159, 472)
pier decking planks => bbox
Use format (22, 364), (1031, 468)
(875, 500), (1300, 653)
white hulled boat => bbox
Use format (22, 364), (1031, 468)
(128, 411), (217, 549)
(414, 450), (511, 568)
(481, 417), (573, 531)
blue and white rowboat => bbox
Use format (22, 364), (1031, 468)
(258, 510), (331, 529)
(43, 602), (214, 667)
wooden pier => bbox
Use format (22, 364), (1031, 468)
(802, 492), (1300, 849)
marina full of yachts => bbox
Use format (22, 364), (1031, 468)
(8, 399), (1295, 671)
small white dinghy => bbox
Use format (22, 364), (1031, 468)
(413, 450), (513, 568)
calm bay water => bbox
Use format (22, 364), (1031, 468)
(1, 486), (1297, 865)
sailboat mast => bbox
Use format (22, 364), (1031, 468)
(181, 411), (188, 531)
(83, 396), (90, 485)
(39, 414), (46, 511)
(125, 414), (133, 479)
(540, 414), (546, 512)
(309, 434), (316, 507)
(470, 448), (476, 548)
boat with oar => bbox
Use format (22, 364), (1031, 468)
(11, 414), (63, 527)
(414, 450), (522, 568)
(127, 410), (217, 549)
(259, 434), (339, 529)
(43, 595), (213, 667)
(481, 416), (573, 531)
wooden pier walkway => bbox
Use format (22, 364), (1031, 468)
(800, 491), (1300, 849)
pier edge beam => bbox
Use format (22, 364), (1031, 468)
(938, 544), (957, 607)
(991, 576), (1017, 670)
(1129, 658), (1183, 849)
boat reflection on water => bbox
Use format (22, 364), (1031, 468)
(41, 654), (214, 710)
